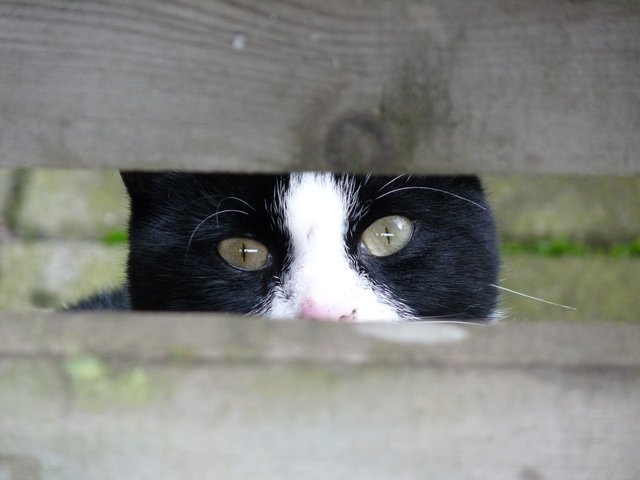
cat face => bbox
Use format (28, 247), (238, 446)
(122, 172), (499, 322)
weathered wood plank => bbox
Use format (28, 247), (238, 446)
(1, 0), (638, 173)
(3, 313), (640, 367)
(1, 313), (639, 478)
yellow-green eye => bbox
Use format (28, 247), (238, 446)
(217, 238), (269, 270)
(360, 215), (413, 257)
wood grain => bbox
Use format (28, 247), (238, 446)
(1, 313), (639, 479)
(0, 1), (639, 173)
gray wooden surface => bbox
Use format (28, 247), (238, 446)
(1, 0), (639, 174)
(1, 2), (639, 478)
(1, 314), (640, 479)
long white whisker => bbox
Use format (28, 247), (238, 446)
(491, 284), (577, 310)
(215, 197), (255, 230)
(377, 174), (407, 193)
(376, 186), (487, 211)
(218, 196), (256, 212)
(186, 209), (250, 256)
(411, 319), (491, 326)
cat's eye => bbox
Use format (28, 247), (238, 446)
(360, 215), (413, 257)
(217, 238), (269, 271)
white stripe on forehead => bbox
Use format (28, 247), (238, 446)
(284, 172), (352, 254)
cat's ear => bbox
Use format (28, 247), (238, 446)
(119, 171), (179, 216)
(120, 171), (159, 199)
(450, 175), (484, 192)
(119, 171), (184, 204)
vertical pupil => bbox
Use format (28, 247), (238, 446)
(241, 242), (246, 262)
(385, 226), (391, 244)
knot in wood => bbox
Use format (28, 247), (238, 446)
(324, 112), (394, 171)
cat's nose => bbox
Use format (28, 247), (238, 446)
(299, 298), (357, 322)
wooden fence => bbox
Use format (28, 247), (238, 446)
(1, 1), (639, 479)
(1, 0), (639, 174)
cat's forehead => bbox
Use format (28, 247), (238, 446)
(191, 172), (487, 230)
(279, 173), (355, 238)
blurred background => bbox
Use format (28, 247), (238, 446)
(0, 169), (638, 321)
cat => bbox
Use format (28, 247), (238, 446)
(69, 171), (500, 322)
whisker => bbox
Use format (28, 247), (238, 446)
(415, 311), (471, 319)
(408, 310), (493, 325)
(377, 174), (408, 194)
(172, 194), (256, 218)
(186, 209), (250, 256)
(411, 318), (491, 326)
(217, 196), (256, 212)
(214, 197), (255, 229)
(491, 284), (577, 310)
(376, 186), (487, 211)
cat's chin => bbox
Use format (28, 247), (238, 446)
(263, 294), (409, 323)
(261, 315), (495, 324)
(261, 308), (406, 323)
(266, 316), (403, 323)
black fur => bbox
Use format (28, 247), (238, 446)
(69, 172), (499, 320)
(66, 288), (130, 310)
(349, 175), (499, 319)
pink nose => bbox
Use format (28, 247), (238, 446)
(299, 299), (357, 322)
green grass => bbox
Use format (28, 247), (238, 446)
(501, 238), (640, 258)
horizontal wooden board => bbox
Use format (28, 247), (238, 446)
(1, 313), (640, 478)
(3, 313), (640, 367)
(0, 0), (639, 173)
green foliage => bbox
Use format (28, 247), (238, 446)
(609, 239), (640, 258)
(502, 238), (640, 257)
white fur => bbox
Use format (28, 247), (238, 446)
(266, 173), (406, 322)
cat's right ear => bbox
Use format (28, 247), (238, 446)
(120, 171), (158, 198)
(120, 170), (181, 203)
(119, 171), (175, 215)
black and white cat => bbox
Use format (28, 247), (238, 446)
(71, 172), (500, 322)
